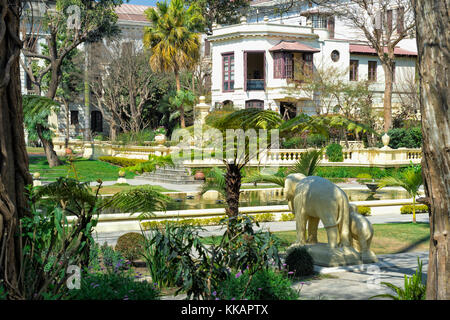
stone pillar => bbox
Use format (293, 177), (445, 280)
(194, 96), (211, 127)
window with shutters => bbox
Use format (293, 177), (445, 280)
(303, 53), (313, 76)
(273, 53), (294, 79)
(245, 100), (264, 109)
(222, 53), (235, 92)
(368, 61), (377, 82)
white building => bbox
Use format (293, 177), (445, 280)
(209, 0), (418, 118)
(20, 3), (153, 140)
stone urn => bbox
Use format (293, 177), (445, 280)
(365, 183), (379, 193)
(381, 133), (391, 149)
(154, 134), (166, 145)
(194, 171), (205, 180)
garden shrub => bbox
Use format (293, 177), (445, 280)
(282, 136), (304, 149)
(252, 213), (275, 222)
(280, 213), (295, 221)
(115, 130), (155, 146)
(325, 143), (344, 162)
(306, 134), (327, 148)
(215, 268), (299, 300)
(99, 156), (146, 167)
(357, 206), (371, 216)
(68, 271), (159, 300)
(0, 284), (6, 300)
(387, 127), (422, 149)
(284, 246), (314, 277)
(400, 204), (428, 215)
(315, 166), (403, 179)
(356, 173), (372, 180)
(115, 232), (145, 263)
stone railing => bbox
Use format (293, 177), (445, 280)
(54, 139), (421, 168)
(53, 139), (170, 160)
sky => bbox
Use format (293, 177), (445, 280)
(127, 0), (160, 6)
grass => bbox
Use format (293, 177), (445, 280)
(201, 223), (430, 255)
(29, 156), (137, 182)
(26, 146), (44, 154)
(94, 184), (176, 195)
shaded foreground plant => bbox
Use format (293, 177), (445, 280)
(370, 258), (426, 300)
(141, 215), (282, 300)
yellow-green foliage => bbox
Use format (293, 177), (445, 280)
(99, 156), (146, 167)
(357, 206), (371, 216)
(400, 204), (428, 215)
(252, 213), (275, 222)
(356, 173), (372, 179)
(140, 213), (277, 230)
(280, 213), (295, 221)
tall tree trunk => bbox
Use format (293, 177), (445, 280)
(36, 124), (61, 168)
(0, 0), (32, 299)
(413, 0), (450, 300)
(225, 163), (242, 235)
(175, 70), (185, 128)
(382, 62), (394, 132)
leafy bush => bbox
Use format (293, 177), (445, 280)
(93, 134), (108, 141)
(280, 213), (295, 221)
(306, 134), (327, 148)
(115, 130), (155, 146)
(68, 271), (159, 300)
(89, 242), (130, 274)
(357, 206), (371, 216)
(400, 204), (428, 215)
(370, 258), (426, 300)
(125, 155), (174, 174)
(252, 213), (275, 222)
(115, 233), (145, 263)
(284, 246), (314, 277)
(99, 156), (146, 167)
(325, 143), (344, 162)
(387, 127), (422, 149)
(0, 284), (6, 300)
(315, 166), (404, 179)
(216, 268), (299, 300)
(282, 136), (304, 149)
(356, 173), (372, 179)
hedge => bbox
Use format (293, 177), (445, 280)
(387, 127), (422, 149)
(326, 143), (344, 162)
(400, 204), (428, 215)
(99, 156), (146, 167)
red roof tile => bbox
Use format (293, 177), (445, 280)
(115, 4), (153, 22)
(349, 44), (417, 57)
(269, 41), (320, 53)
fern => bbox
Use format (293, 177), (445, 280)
(289, 148), (323, 176)
(200, 167), (227, 197)
(22, 95), (60, 141)
(106, 186), (171, 220)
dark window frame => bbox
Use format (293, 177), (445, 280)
(222, 52), (235, 92)
(368, 61), (377, 82)
(349, 60), (359, 81)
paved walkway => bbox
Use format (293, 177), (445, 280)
(295, 251), (428, 300)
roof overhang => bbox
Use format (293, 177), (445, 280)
(269, 41), (320, 53)
(349, 44), (417, 57)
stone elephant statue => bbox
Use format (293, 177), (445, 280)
(349, 204), (378, 263)
(289, 175), (352, 249)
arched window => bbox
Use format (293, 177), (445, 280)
(245, 100), (264, 109)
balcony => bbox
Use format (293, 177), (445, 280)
(246, 79), (265, 91)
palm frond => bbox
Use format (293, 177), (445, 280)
(289, 149), (323, 176)
(106, 186), (171, 220)
(23, 95), (60, 117)
(34, 177), (96, 208)
(242, 174), (286, 188)
(200, 167), (227, 197)
(211, 108), (282, 131)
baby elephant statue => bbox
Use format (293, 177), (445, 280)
(349, 204), (378, 263)
(289, 175), (352, 249)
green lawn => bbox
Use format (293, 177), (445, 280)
(202, 223), (430, 255)
(29, 156), (136, 182)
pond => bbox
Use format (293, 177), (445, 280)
(165, 188), (411, 211)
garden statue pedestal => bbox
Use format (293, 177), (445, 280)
(295, 243), (362, 267)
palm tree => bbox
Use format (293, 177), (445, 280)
(378, 165), (423, 223)
(143, 0), (203, 128)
